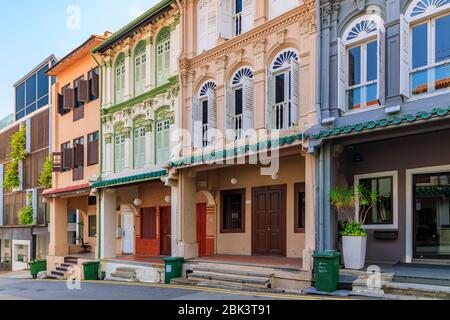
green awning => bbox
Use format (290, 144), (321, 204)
(91, 170), (168, 189)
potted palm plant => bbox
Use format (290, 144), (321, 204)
(330, 184), (380, 270)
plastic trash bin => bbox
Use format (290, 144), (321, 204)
(164, 257), (184, 284)
(313, 251), (340, 293)
(82, 261), (100, 280)
(29, 260), (47, 279)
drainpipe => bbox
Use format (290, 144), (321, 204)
(317, 145), (325, 252)
(315, 0), (323, 124)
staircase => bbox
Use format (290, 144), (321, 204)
(47, 257), (79, 280)
(110, 267), (137, 282)
(172, 262), (275, 291)
(342, 268), (450, 299)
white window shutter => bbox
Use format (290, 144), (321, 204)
(377, 29), (385, 104)
(198, 3), (208, 53)
(399, 14), (410, 98)
(265, 68), (275, 129)
(220, 0), (232, 40)
(164, 44), (170, 82)
(290, 59), (300, 127)
(163, 123), (170, 164)
(191, 97), (202, 148)
(157, 47), (164, 85)
(242, 77), (254, 134)
(225, 85), (234, 139)
(241, 0), (254, 33)
(337, 37), (346, 113)
(207, 90), (217, 142)
(208, 1), (218, 49)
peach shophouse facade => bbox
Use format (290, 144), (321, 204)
(169, 0), (318, 283)
(44, 34), (106, 276)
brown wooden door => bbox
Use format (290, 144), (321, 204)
(197, 204), (207, 257)
(252, 185), (287, 256)
(160, 207), (171, 256)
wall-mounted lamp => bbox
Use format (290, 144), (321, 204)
(165, 195), (172, 204)
(133, 198), (143, 207)
(230, 178), (238, 185)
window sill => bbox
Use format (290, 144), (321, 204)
(407, 88), (450, 103)
(342, 105), (384, 116)
(220, 229), (246, 234)
(362, 224), (398, 230)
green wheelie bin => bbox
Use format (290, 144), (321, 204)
(82, 261), (101, 280)
(29, 260), (47, 279)
(164, 257), (184, 284)
(313, 251), (340, 293)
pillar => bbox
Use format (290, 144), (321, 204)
(100, 189), (117, 259)
(105, 60), (112, 108)
(303, 152), (316, 271)
(48, 198), (68, 257)
(124, 49), (132, 101)
(145, 37), (154, 91)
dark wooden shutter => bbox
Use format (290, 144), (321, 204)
(74, 144), (84, 167)
(78, 80), (90, 102)
(52, 152), (62, 172)
(63, 88), (75, 110)
(88, 139), (99, 166)
(141, 208), (156, 239)
(63, 148), (74, 170)
(91, 71), (99, 99)
(57, 93), (65, 115)
(73, 105), (84, 121)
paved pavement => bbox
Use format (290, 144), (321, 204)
(0, 276), (354, 300)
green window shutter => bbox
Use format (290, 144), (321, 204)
(134, 128), (146, 169)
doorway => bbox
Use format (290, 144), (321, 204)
(160, 207), (172, 256)
(414, 173), (450, 259)
(252, 185), (287, 256)
(121, 208), (135, 255)
(197, 203), (207, 257)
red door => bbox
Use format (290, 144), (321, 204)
(160, 207), (171, 256)
(252, 185), (287, 256)
(197, 204), (207, 257)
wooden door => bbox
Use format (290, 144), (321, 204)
(160, 207), (171, 256)
(197, 203), (207, 257)
(252, 185), (287, 256)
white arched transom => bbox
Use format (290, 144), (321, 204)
(408, 0), (450, 19)
(271, 49), (299, 72)
(199, 81), (216, 97)
(231, 67), (254, 85)
(342, 14), (384, 44)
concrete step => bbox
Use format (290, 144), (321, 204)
(187, 271), (272, 289)
(394, 275), (450, 288)
(64, 257), (79, 264)
(110, 271), (136, 281)
(171, 277), (282, 293)
(190, 266), (274, 279)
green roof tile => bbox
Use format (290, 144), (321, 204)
(91, 170), (167, 189)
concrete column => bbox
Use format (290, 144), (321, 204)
(48, 198), (68, 257)
(170, 179), (179, 257)
(124, 129), (132, 171)
(303, 152), (316, 271)
(100, 189), (117, 259)
(145, 38), (154, 91)
(177, 172), (198, 259)
(104, 135), (112, 175)
(124, 50), (132, 101)
(254, 0), (268, 27)
(254, 70), (266, 130)
(105, 61), (112, 108)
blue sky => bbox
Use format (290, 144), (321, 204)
(0, 0), (159, 120)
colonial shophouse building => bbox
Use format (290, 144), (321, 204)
(91, 0), (181, 282)
(0, 56), (56, 271)
(314, 0), (450, 264)
(167, 0), (318, 289)
(44, 34), (107, 279)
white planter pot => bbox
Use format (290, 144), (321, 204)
(342, 236), (367, 270)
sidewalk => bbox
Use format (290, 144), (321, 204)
(0, 270), (32, 280)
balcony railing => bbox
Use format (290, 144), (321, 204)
(272, 101), (294, 130)
(233, 12), (242, 36)
(202, 123), (209, 147)
(233, 114), (243, 140)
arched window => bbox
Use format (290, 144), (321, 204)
(267, 49), (300, 130)
(134, 41), (147, 97)
(225, 67), (254, 140)
(338, 15), (384, 112)
(191, 81), (217, 148)
(155, 108), (171, 165)
(156, 28), (171, 87)
(115, 53), (126, 104)
(114, 131), (126, 173)
(402, 0), (450, 97)
(133, 117), (147, 169)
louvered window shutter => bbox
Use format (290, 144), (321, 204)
(290, 59), (300, 127)
(225, 85), (234, 139)
(377, 29), (385, 105)
(241, 0), (254, 33)
(63, 88), (75, 110)
(207, 1), (218, 49)
(337, 37), (346, 113)
(52, 152), (62, 172)
(91, 70), (99, 99)
(78, 80), (90, 102)
(220, 0), (232, 39)
(57, 93), (65, 115)
(399, 14), (410, 98)
(242, 77), (254, 134)
(207, 90), (217, 142)
(74, 144), (84, 167)
(191, 97), (202, 148)
(198, 3), (208, 53)
(63, 148), (74, 170)
(265, 69), (275, 129)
